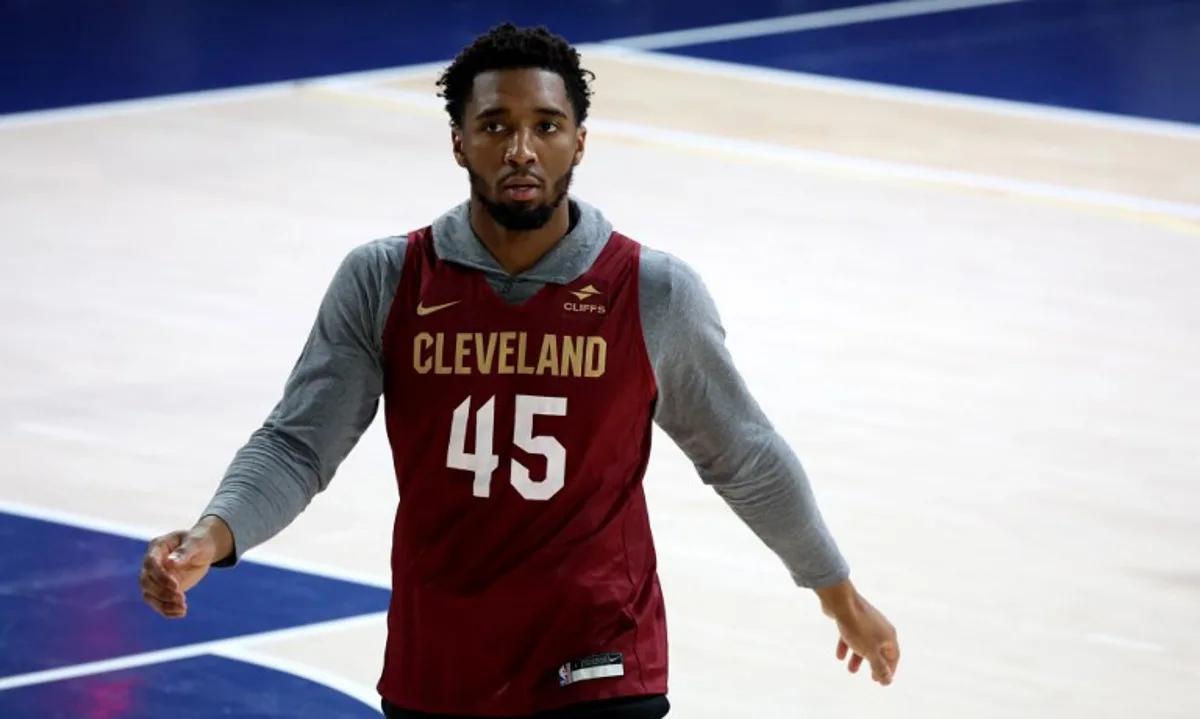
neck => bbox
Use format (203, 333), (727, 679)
(469, 198), (572, 276)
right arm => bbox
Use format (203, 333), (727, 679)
(201, 236), (407, 565)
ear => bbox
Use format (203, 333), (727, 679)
(451, 126), (467, 168)
(573, 125), (587, 166)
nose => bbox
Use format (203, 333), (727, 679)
(504, 128), (537, 167)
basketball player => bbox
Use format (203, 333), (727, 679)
(138, 23), (899, 719)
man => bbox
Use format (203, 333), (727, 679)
(138, 23), (899, 719)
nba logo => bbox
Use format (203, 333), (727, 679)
(557, 663), (572, 687)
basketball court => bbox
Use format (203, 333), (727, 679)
(2, 2), (1198, 717)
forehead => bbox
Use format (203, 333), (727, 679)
(467, 68), (571, 116)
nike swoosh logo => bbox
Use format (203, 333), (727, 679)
(416, 300), (461, 316)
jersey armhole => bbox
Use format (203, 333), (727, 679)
(625, 238), (660, 409)
(380, 228), (429, 370)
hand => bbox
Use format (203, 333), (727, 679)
(139, 517), (229, 618)
(817, 580), (900, 686)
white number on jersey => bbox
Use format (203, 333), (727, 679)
(446, 394), (568, 500)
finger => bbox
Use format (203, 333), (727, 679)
(141, 591), (167, 615)
(142, 590), (186, 618)
(882, 640), (900, 668)
(160, 596), (187, 618)
(141, 555), (179, 590)
(847, 653), (863, 674)
(164, 536), (204, 571)
(148, 532), (184, 561)
(836, 639), (848, 661)
(869, 656), (888, 684)
(140, 565), (181, 600)
(877, 642), (900, 684)
(164, 544), (188, 568)
(145, 534), (186, 587)
(140, 577), (183, 605)
(867, 646), (898, 685)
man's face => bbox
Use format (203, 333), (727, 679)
(454, 68), (586, 231)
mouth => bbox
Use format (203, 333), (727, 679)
(500, 177), (542, 202)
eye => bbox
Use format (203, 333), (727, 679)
(537, 121), (559, 133)
(482, 122), (505, 133)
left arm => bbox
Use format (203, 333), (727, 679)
(637, 247), (900, 685)
(638, 248), (849, 589)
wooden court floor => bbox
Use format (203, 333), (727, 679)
(1, 46), (1198, 718)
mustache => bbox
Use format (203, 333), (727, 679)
(498, 170), (544, 186)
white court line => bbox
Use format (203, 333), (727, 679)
(0, 500), (392, 590)
(12, 422), (104, 446)
(0, 612), (386, 692)
(317, 40), (1200, 141)
(605, 0), (1024, 50)
(1085, 633), (1167, 654)
(310, 82), (1200, 223)
(12, 421), (180, 459)
(213, 646), (383, 710)
(0, 60), (443, 131)
(0, 82), (295, 130)
(591, 45), (1200, 141)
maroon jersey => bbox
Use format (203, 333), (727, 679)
(375, 226), (667, 715)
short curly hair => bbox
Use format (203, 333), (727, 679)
(436, 23), (595, 128)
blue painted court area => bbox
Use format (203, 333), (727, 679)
(661, 0), (1200, 124)
(1, 655), (381, 719)
(1, 0), (1198, 126)
(0, 0), (817, 114)
(0, 511), (390, 716)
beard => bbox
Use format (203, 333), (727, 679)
(468, 165), (574, 231)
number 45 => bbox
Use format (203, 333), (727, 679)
(447, 394), (567, 501)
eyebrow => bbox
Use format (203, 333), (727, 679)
(474, 106), (570, 121)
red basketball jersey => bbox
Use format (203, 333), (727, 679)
(375, 227), (668, 716)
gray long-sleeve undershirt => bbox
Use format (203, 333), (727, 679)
(203, 199), (849, 589)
